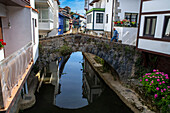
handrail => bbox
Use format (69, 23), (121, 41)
(0, 42), (33, 108)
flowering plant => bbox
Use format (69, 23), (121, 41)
(140, 69), (170, 112)
(0, 39), (6, 48)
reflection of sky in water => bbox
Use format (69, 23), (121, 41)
(55, 52), (88, 109)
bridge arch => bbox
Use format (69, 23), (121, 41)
(39, 33), (138, 82)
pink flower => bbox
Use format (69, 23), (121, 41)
(159, 82), (162, 85)
(162, 97), (165, 99)
(145, 73), (148, 75)
(156, 87), (159, 90)
(148, 76), (150, 77)
(163, 88), (166, 91)
(165, 74), (168, 77)
(143, 76), (145, 78)
(167, 86), (170, 88)
(161, 89), (163, 92)
(153, 76), (155, 77)
(140, 79), (142, 82)
(150, 84), (152, 85)
(154, 94), (158, 98)
(156, 72), (159, 74)
(155, 77), (157, 78)
(162, 79), (164, 80)
(145, 79), (148, 81)
(151, 81), (154, 84)
(162, 81), (165, 84)
(158, 76), (160, 78)
(157, 79), (160, 82)
(166, 77), (169, 79)
(153, 69), (157, 72)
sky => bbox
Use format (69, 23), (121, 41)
(60, 0), (85, 15)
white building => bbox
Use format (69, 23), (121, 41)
(0, 0), (39, 112)
(85, 0), (140, 45)
(35, 0), (60, 38)
(137, 0), (170, 57)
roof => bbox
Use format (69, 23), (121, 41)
(65, 6), (71, 9)
(71, 13), (86, 19)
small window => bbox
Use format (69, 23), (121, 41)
(125, 13), (138, 23)
(87, 14), (92, 24)
(143, 17), (157, 37)
(96, 13), (103, 23)
(107, 0), (109, 2)
(106, 14), (108, 23)
(35, 19), (37, 27)
(163, 16), (170, 39)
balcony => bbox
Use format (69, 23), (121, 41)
(0, 0), (30, 7)
(0, 42), (33, 112)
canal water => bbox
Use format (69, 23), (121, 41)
(23, 52), (133, 113)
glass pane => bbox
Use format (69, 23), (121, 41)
(42, 10), (48, 19)
(165, 18), (170, 37)
(145, 19), (151, 35)
(151, 18), (156, 35)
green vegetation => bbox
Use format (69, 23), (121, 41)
(59, 45), (72, 56)
(94, 56), (109, 73)
(140, 70), (170, 113)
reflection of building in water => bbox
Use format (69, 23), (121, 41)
(82, 57), (104, 103)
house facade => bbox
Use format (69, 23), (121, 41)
(85, 0), (140, 45)
(0, 0), (39, 112)
(35, 0), (60, 38)
(136, 0), (170, 74)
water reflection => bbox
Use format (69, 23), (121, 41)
(82, 56), (104, 103)
(55, 52), (88, 109)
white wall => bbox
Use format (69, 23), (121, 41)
(142, 0), (170, 13)
(31, 9), (39, 63)
(87, 12), (93, 30)
(118, 0), (140, 21)
(138, 39), (170, 55)
(104, 0), (113, 32)
(115, 27), (138, 46)
(2, 6), (32, 57)
(0, 48), (4, 61)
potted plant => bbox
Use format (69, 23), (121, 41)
(0, 39), (6, 49)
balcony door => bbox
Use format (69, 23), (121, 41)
(0, 18), (3, 40)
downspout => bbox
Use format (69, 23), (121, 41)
(111, 0), (115, 39)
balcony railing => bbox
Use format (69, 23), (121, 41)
(0, 42), (33, 109)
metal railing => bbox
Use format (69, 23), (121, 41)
(0, 42), (33, 108)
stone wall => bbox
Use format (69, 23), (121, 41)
(39, 33), (140, 83)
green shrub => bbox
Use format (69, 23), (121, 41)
(139, 70), (170, 113)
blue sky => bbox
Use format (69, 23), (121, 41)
(60, 0), (85, 15)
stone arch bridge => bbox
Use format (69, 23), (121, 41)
(39, 33), (139, 82)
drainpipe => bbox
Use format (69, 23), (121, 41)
(111, 0), (117, 38)
(110, 0), (115, 39)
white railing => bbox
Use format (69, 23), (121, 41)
(0, 42), (33, 108)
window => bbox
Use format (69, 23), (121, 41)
(144, 17), (157, 37)
(106, 14), (108, 23)
(125, 13), (138, 22)
(35, 19), (37, 27)
(107, 0), (109, 2)
(96, 13), (103, 23)
(87, 14), (92, 23)
(163, 16), (170, 39)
